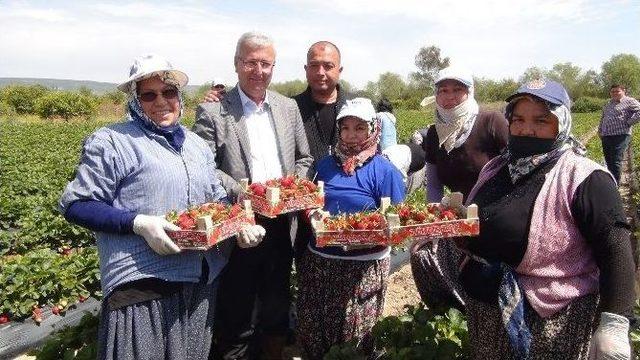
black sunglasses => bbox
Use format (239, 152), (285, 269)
(138, 88), (179, 102)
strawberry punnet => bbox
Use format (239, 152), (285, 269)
(386, 203), (462, 226)
(247, 176), (320, 200)
(322, 212), (387, 231)
(166, 203), (245, 230)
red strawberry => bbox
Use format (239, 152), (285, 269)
(398, 207), (411, 220)
(51, 306), (61, 315)
(78, 295), (87, 303)
(280, 176), (294, 188)
(59, 246), (72, 256)
(354, 221), (368, 230)
(249, 183), (266, 197)
(441, 210), (456, 221)
(413, 212), (427, 222)
(303, 181), (317, 192)
(229, 204), (242, 217)
(32, 307), (43, 323)
(177, 213), (196, 230)
(0, 314), (9, 324)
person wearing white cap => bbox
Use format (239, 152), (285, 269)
(410, 64), (509, 311)
(59, 54), (264, 360)
(210, 77), (227, 96)
(296, 97), (405, 359)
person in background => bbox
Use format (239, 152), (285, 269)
(211, 77), (227, 97)
(410, 65), (509, 310)
(422, 65), (509, 203)
(376, 97), (398, 151)
(59, 54), (264, 360)
(598, 84), (640, 184)
(382, 142), (426, 187)
(193, 32), (313, 360)
(296, 98), (405, 359)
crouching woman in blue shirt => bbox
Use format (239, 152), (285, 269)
(296, 98), (405, 359)
(59, 55), (265, 360)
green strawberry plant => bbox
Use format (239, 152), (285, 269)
(372, 303), (469, 359)
(35, 312), (99, 360)
(0, 248), (101, 320)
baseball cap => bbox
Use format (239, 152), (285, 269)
(337, 97), (376, 123)
(505, 79), (571, 108)
(434, 65), (473, 88)
(117, 54), (188, 93)
(211, 77), (226, 88)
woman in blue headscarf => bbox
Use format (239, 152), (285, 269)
(60, 55), (265, 360)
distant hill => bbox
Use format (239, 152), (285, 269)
(0, 77), (202, 94)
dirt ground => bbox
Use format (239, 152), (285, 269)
(382, 263), (421, 317)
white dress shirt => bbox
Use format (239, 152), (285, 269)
(238, 86), (283, 183)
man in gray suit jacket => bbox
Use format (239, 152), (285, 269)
(193, 32), (312, 360)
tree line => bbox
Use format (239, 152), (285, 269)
(1, 48), (638, 119)
(271, 48), (640, 112)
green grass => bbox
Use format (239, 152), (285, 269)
(395, 109), (435, 142)
(572, 112), (601, 141)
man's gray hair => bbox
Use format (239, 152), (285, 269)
(234, 32), (275, 61)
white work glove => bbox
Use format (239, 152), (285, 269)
(588, 312), (631, 360)
(237, 225), (266, 248)
(132, 215), (181, 255)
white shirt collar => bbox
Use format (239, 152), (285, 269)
(237, 85), (270, 113)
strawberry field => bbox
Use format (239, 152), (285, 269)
(0, 120), (112, 325)
(1, 109), (638, 359)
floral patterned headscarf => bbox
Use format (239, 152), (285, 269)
(334, 118), (381, 175)
(503, 96), (584, 183)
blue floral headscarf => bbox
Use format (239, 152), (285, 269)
(126, 73), (185, 151)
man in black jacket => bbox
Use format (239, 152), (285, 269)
(293, 41), (354, 167)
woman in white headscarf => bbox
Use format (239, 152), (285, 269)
(60, 55), (264, 360)
(410, 65), (509, 310)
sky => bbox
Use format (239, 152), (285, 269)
(1, 0), (638, 89)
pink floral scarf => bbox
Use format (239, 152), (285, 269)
(334, 119), (381, 175)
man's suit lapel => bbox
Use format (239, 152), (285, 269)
(224, 88), (253, 176)
(267, 92), (289, 174)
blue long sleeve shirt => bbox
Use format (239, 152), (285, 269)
(310, 154), (405, 258)
(60, 118), (229, 297)
(378, 112), (398, 151)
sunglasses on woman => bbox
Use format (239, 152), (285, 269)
(138, 88), (179, 102)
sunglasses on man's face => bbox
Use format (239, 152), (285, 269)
(138, 88), (179, 102)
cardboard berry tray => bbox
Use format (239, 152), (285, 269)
(311, 204), (392, 248)
(165, 200), (256, 250)
(239, 177), (325, 218)
(386, 192), (479, 244)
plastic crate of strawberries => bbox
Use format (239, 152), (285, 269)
(165, 200), (256, 250)
(312, 211), (391, 247)
(239, 176), (324, 218)
(385, 192), (479, 243)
